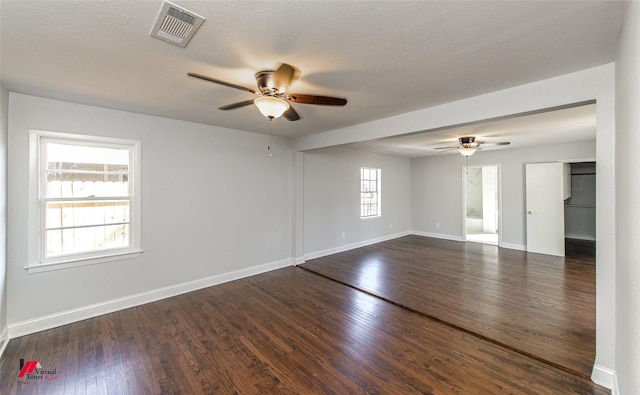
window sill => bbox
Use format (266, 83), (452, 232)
(25, 249), (144, 274)
(360, 215), (382, 220)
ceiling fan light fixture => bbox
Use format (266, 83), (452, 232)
(254, 96), (290, 119)
(459, 147), (477, 157)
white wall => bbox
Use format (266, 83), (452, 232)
(303, 146), (411, 257)
(0, 85), (8, 353)
(615, 2), (640, 393)
(411, 141), (596, 249)
(7, 93), (293, 332)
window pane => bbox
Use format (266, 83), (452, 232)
(46, 143), (129, 169)
(360, 167), (380, 218)
(46, 171), (128, 183)
(45, 224), (130, 257)
(45, 200), (130, 229)
(45, 142), (130, 198)
(46, 179), (129, 198)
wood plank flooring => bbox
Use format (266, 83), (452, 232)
(301, 235), (597, 379)
(1, 255), (606, 393)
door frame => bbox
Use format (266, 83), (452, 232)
(462, 163), (503, 247)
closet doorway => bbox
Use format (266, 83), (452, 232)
(564, 162), (596, 253)
(465, 164), (500, 245)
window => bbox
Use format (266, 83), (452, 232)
(28, 130), (141, 272)
(360, 167), (381, 218)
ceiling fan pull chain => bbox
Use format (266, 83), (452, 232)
(267, 119), (273, 158)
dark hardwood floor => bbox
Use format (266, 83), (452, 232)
(0, 237), (606, 394)
(301, 235), (597, 379)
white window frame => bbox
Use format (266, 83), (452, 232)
(27, 130), (142, 273)
(360, 167), (381, 219)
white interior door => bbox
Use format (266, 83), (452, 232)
(525, 162), (565, 256)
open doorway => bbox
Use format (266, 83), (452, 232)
(465, 164), (500, 245)
(564, 161), (596, 259)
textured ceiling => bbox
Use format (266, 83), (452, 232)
(0, 0), (627, 141)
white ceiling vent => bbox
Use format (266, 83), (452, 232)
(151, 1), (205, 48)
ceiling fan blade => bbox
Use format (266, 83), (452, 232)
(434, 146), (459, 150)
(273, 63), (298, 93)
(188, 72), (257, 94)
(218, 99), (255, 110)
(482, 142), (511, 146)
(286, 94), (347, 106)
(283, 106), (301, 121)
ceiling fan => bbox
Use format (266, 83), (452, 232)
(187, 63), (347, 121)
(434, 136), (510, 156)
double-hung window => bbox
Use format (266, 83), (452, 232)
(28, 130), (142, 272)
(360, 167), (381, 218)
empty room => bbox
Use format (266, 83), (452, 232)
(1, 1), (639, 394)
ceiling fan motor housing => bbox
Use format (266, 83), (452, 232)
(255, 70), (279, 95)
(459, 136), (475, 145)
(459, 136), (480, 148)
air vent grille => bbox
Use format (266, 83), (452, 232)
(151, 1), (205, 48)
(162, 8), (195, 38)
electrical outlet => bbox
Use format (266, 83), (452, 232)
(436, 222), (440, 228)
(341, 232), (346, 239)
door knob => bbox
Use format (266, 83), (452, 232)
(527, 210), (533, 215)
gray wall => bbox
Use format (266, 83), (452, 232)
(615, 2), (640, 393)
(303, 146), (411, 256)
(0, 85), (7, 349)
(7, 93), (294, 325)
(411, 140), (596, 249)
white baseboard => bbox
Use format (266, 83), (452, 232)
(8, 258), (294, 339)
(0, 325), (9, 359)
(500, 242), (526, 251)
(305, 232), (529, 262)
(411, 232), (528, 252)
(612, 373), (620, 395)
(304, 231), (411, 261)
(591, 364), (616, 391)
(411, 231), (464, 242)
